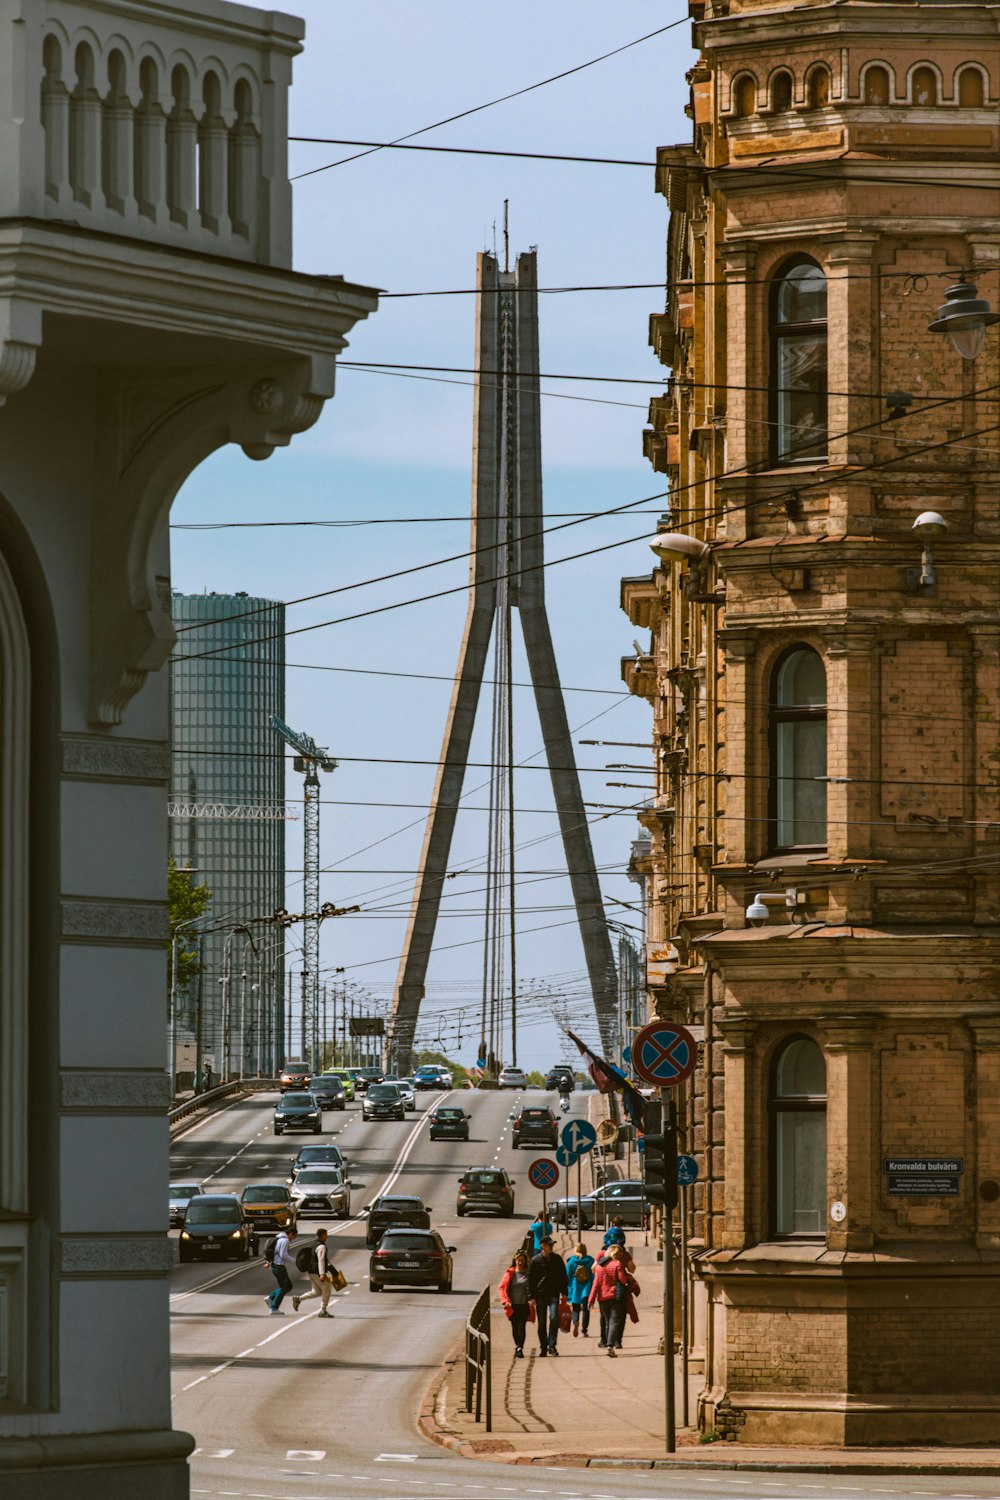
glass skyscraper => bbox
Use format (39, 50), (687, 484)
(169, 592), (286, 1080)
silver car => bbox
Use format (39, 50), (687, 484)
(289, 1166), (352, 1220)
(169, 1181), (204, 1229)
(385, 1075), (416, 1112)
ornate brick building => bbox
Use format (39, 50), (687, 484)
(623, 0), (1000, 1445)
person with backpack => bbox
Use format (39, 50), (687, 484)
(588, 1243), (639, 1357)
(565, 1241), (594, 1337)
(263, 1225), (298, 1314)
(528, 1212), (553, 1254)
(602, 1216), (627, 1251)
(292, 1227), (337, 1318)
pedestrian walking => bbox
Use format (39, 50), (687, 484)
(527, 1235), (568, 1356)
(292, 1227), (336, 1317)
(528, 1212), (554, 1254)
(264, 1225), (298, 1314)
(601, 1216), (627, 1251)
(588, 1243), (639, 1356)
(565, 1241), (594, 1337)
(499, 1250), (535, 1358)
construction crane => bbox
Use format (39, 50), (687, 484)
(167, 803), (299, 821)
(270, 716), (337, 1066)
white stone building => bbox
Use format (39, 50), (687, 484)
(0, 2), (377, 1494)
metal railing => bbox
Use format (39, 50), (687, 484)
(168, 1077), (278, 1134)
(464, 1285), (492, 1431)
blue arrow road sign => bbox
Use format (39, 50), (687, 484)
(556, 1144), (579, 1169)
(677, 1153), (699, 1187)
(561, 1119), (597, 1156)
(528, 1158), (559, 1190)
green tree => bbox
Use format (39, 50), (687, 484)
(167, 857), (212, 990)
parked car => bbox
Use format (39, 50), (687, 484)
(239, 1183), (296, 1240)
(309, 1073), (347, 1111)
(290, 1144), (348, 1178)
(273, 1091), (322, 1135)
(169, 1181), (203, 1229)
(362, 1083), (405, 1122)
(363, 1193), (432, 1247)
(327, 1067), (356, 1102)
(545, 1064), (576, 1091)
(369, 1229), (455, 1293)
(279, 1058), (311, 1092)
(429, 1106), (469, 1141)
(456, 1167), (515, 1217)
(498, 1066), (527, 1089)
(549, 1179), (647, 1229)
(383, 1075), (416, 1111)
(289, 1166), (351, 1220)
(356, 1066), (384, 1093)
(179, 1194), (253, 1262)
(511, 1106), (558, 1149)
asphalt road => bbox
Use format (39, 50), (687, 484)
(170, 1089), (1000, 1500)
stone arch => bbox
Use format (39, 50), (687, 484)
(956, 63), (987, 106)
(231, 68), (262, 124)
(805, 63), (831, 108)
(69, 40), (100, 207)
(908, 62), (942, 105)
(860, 61), (893, 104)
(769, 68), (794, 112)
(732, 72), (757, 117)
(166, 62), (196, 226)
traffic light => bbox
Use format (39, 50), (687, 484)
(642, 1098), (677, 1212)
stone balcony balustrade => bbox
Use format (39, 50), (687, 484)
(0, 0), (303, 266)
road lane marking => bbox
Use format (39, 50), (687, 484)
(286, 1450), (325, 1459)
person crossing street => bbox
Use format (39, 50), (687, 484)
(264, 1225), (298, 1314)
(292, 1227), (336, 1318)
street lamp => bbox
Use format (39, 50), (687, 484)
(928, 280), (1000, 360)
(909, 510), (949, 592)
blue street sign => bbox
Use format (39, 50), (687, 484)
(561, 1119), (597, 1156)
(677, 1153), (699, 1187)
(623, 1045), (631, 1066)
(555, 1144), (579, 1169)
(528, 1157), (559, 1190)
(632, 1022), (697, 1088)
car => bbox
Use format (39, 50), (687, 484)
(309, 1073), (348, 1111)
(179, 1193), (254, 1262)
(362, 1083), (405, 1122)
(369, 1228), (455, 1293)
(240, 1183), (296, 1239)
(456, 1167), (515, 1217)
(273, 1091), (322, 1135)
(413, 1064), (452, 1090)
(279, 1058), (312, 1092)
(511, 1106), (558, 1149)
(289, 1166), (352, 1219)
(383, 1075), (416, 1111)
(429, 1106), (469, 1141)
(545, 1065), (576, 1091)
(290, 1144), (348, 1178)
(549, 1179), (647, 1230)
(169, 1181), (204, 1229)
(327, 1067), (356, 1102)
(498, 1066), (527, 1089)
(356, 1066), (384, 1094)
(363, 1193), (432, 1247)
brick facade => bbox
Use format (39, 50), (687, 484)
(623, 0), (1000, 1445)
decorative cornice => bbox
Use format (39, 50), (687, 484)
(60, 900), (169, 943)
(60, 1071), (171, 1112)
(60, 1235), (174, 1277)
(61, 735), (170, 783)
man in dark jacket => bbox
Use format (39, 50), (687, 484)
(528, 1236), (568, 1356)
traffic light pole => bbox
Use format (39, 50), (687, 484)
(662, 1087), (677, 1454)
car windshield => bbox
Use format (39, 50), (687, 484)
(436, 1109), (464, 1119)
(368, 1085), (398, 1100)
(359, 1068), (382, 1079)
(464, 1172), (502, 1185)
(312, 1076), (340, 1087)
(296, 1169), (341, 1185)
(380, 1232), (435, 1250)
(296, 1149), (340, 1164)
(376, 1197), (422, 1211)
(170, 1184), (200, 1197)
(282, 1062), (308, 1072)
(186, 1201), (239, 1224)
(281, 1096), (315, 1110)
(242, 1186), (288, 1203)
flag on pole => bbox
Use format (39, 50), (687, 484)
(564, 1029), (645, 1130)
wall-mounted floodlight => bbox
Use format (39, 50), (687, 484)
(928, 281), (1000, 361)
(908, 510), (949, 591)
(649, 532), (711, 562)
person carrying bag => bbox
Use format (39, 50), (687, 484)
(499, 1250), (534, 1358)
(587, 1244), (639, 1356)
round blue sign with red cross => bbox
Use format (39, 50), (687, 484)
(631, 1022), (697, 1088)
(528, 1157), (559, 1190)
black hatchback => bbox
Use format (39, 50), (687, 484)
(456, 1168), (515, 1217)
(429, 1106), (469, 1141)
(179, 1194), (253, 1262)
(512, 1107), (558, 1149)
(369, 1229), (455, 1293)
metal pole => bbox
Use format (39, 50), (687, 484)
(577, 1154), (582, 1236)
(662, 1088), (676, 1454)
(286, 970), (292, 1058)
(300, 969), (307, 1059)
(238, 966), (247, 1082)
(681, 1181), (690, 1429)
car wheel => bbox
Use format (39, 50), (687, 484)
(273, 1128), (282, 1136)
(504, 1205), (514, 1217)
(438, 1278), (451, 1294)
(369, 1280), (381, 1293)
(456, 1206), (465, 1217)
(178, 1248), (189, 1263)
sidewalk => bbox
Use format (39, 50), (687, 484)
(419, 1221), (1000, 1474)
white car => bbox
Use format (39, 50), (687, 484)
(384, 1075), (416, 1112)
(498, 1066), (527, 1089)
(289, 1166), (352, 1220)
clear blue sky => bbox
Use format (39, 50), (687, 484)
(170, 3), (692, 1070)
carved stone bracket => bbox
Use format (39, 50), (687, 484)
(0, 340), (38, 406)
(819, 1013), (877, 1052)
(89, 353), (336, 725)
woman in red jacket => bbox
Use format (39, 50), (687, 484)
(587, 1244), (639, 1357)
(499, 1250), (535, 1358)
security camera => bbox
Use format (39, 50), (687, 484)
(745, 895), (770, 927)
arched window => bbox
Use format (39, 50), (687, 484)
(733, 75), (756, 117)
(770, 258), (827, 463)
(771, 1037), (827, 1237)
(771, 70), (793, 112)
(807, 66), (831, 108)
(863, 65), (891, 104)
(770, 647), (827, 848)
(957, 67), (984, 106)
(912, 66), (938, 105)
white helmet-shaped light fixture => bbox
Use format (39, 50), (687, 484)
(911, 510), (949, 541)
(649, 532), (710, 563)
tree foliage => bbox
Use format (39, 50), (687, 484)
(167, 858), (212, 990)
